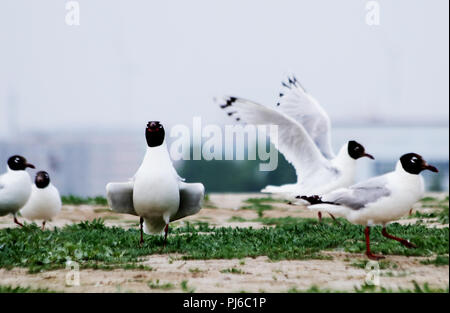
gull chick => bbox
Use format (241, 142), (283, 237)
(20, 171), (62, 230)
(106, 121), (205, 246)
(300, 153), (439, 260)
(0, 155), (35, 226)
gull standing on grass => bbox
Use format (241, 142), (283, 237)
(106, 121), (205, 246)
(20, 171), (62, 230)
(299, 153), (438, 260)
(217, 74), (374, 221)
(0, 155), (35, 226)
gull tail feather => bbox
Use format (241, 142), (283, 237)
(143, 217), (166, 235)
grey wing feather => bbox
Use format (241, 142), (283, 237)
(106, 181), (138, 216)
(171, 182), (205, 222)
(324, 175), (391, 210)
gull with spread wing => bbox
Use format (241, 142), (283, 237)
(217, 75), (374, 220)
(106, 121), (205, 247)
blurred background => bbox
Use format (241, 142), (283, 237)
(0, 0), (448, 196)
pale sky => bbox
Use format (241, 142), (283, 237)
(0, 0), (448, 136)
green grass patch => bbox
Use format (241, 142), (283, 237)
(180, 280), (195, 293)
(220, 267), (246, 274)
(0, 285), (58, 293)
(288, 281), (449, 293)
(188, 267), (204, 274)
(147, 279), (175, 290)
(355, 281), (449, 293)
(350, 259), (398, 270)
(420, 255), (449, 266)
(228, 216), (248, 223)
(240, 197), (288, 218)
(61, 195), (108, 206)
(0, 219), (447, 273)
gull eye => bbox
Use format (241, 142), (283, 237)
(411, 157), (418, 164)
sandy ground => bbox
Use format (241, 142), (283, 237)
(0, 192), (448, 293)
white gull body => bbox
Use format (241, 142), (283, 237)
(20, 183), (62, 223)
(106, 139), (205, 236)
(0, 167), (32, 217)
(133, 142), (181, 234)
(306, 160), (425, 226)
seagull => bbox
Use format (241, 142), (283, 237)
(106, 121), (205, 246)
(299, 153), (439, 260)
(20, 171), (62, 230)
(217, 74), (374, 220)
(0, 155), (35, 226)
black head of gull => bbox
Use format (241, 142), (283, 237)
(35, 171), (51, 189)
(347, 141), (374, 160)
(145, 121), (165, 147)
(7, 155), (35, 171)
(400, 153), (438, 175)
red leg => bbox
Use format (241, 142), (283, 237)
(163, 224), (169, 248)
(13, 216), (23, 227)
(382, 227), (416, 248)
(139, 217), (144, 246)
(42, 221), (46, 231)
(328, 213), (341, 225)
(318, 211), (322, 222)
(365, 226), (385, 260)
(408, 208), (413, 216)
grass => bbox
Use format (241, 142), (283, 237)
(0, 219), (447, 273)
(287, 281), (449, 293)
(240, 197), (287, 218)
(354, 281), (449, 293)
(61, 195), (108, 206)
(188, 267), (204, 274)
(350, 259), (398, 270)
(180, 280), (195, 293)
(0, 285), (57, 293)
(220, 267), (246, 274)
(147, 279), (175, 290)
(412, 207), (449, 225)
(420, 255), (449, 266)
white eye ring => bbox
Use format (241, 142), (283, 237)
(411, 157), (418, 163)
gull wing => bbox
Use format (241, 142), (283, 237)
(276, 75), (335, 159)
(322, 175), (391, 210)
(171, 182), (205, 222)
(217, 96), (336, 182)
(106, 181), (204, 221)
(106, 181), (137, 216)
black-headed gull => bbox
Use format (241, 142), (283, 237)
(106, 121), (205, 246)
(299, 153), (439, 260)
(20, 171), (62, 230)
(0, 155), (35, 226)
(217, 75), (373, 220)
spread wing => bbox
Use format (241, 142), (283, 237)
(106, 181), (137, 215)
(276, 75), (335, 159)
(106, 181), (205, 220)
(171, 182), (205, 222)
(322, 175), (391, 210)
(217, 96), (336, 182)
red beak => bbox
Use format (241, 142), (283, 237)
(423, 163), (438, 173)
(363, 153), (375, 160)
